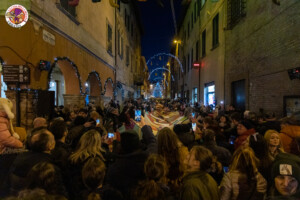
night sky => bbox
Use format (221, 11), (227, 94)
(138, 0), (183, 80)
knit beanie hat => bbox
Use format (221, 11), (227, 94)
(239, 120), (254, 130)
(121, 130), (140, 154)
(271, 153), (300, 183)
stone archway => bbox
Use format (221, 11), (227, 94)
(48, 57), (84, 108)
(85, 71), (102, 106)
(103, 78), (114, 98)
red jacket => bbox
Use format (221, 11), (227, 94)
(234, 128), (256, 150)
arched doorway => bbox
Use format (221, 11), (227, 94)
(49, 63), (65, 106)
(48, 57), (83, 107)
(85, 71), (102, 105)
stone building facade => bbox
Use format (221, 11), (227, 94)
(225, 0), (300, 116)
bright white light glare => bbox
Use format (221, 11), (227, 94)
(85, 82), (88, 87)
(51, 82), (55, 87)
(220, 101), (224, 104)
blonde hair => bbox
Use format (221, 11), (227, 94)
(230, 147), (259, 183)
(264, 129), (284, 150)
(90, 111), (100, 120)
(69, 130), (105, 164)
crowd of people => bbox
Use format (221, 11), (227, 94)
(0, 98), (300, 200)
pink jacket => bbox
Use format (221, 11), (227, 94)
(0, 112), (23, 154)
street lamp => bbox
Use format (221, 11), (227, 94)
(173, 39), (181, 99)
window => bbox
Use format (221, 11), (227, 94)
(193, 88), (198, 104)
(118, 31), (121, 55)
(191, 48), (193, 70)
(191, 13), (193, 29)
(201, 30), (206, 57)
(204, 82), (215, 108)
(227, 0), (246, 29)
(187, 54), (190, 72)
(126, 45), (129, 66)
(196, 40), (199, 61)
(201, 0), (206, 7)
(212, 13), (219, 48)
(107, 22), (112, 54)
(183, 56), (186, 74)
(120, 37), (124, 58)
(60, 0), (76, 17)
(194, 4), (197, 21)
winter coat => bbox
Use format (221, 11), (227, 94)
(180, 170), (219, 200)
(106, 150), (149, 200)
(0, 112), (23, 154)
(204, 142), (232, 167)
(141, 125), (157, 154)
(280, 125), (300, 154)
(219, 170), (267, 200)
(234, 128), (256, 150)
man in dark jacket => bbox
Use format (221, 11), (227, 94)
(141, 125), (157, 154)
(8, 128), (63, 194)
(180, 146), (219, 200)
(106, 130), (148, 200)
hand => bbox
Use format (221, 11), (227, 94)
(194, 127), (202, 140)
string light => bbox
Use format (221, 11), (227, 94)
(146, 53), (183, 73)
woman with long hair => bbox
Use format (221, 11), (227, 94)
(68, 130), (106, 199)
(157, 127), (187, 195)
(219, 147), (267, 200)
(264, 129), (284, 160)
(249, 133), (273, 182)
(133, 154), (169, 200)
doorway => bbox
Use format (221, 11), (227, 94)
(231, 79), (246, 111)
(49, 63), (65, 106)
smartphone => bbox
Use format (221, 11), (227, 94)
(229, 136), (236, 145)
(223, 166), (229, 173)
(192, 123), (197, 131)
(135, 110), (141, 122)
(96, 119), (100, 125)
(108, 133), (114, 138)
(192, 112), (195, 118)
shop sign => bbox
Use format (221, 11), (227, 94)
(2, 65), (30, 83)
(43, 29), (56, 46)
(5, 4), (28, 28)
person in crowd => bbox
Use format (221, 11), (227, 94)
(6, 188), (67, 200)
(180, 146), (219, 200)
(279, 115), (300, 155)
(78, 108), (89, 120)
(32, 117), (47, 129)
(106, 130), (148, 200)
(49, 119), (71, 171)
(133, 154), (170, 200)
(66, 116), (87, 150)
(268, 153), (300, 199)
(264, 129), (284, 160)
(173, 123), (197, 150)
(82, 157), (123, 200)
(248, 133), (273, 182)
(218, 114), (231, 133)
(202, 129), (232, 167)
(67, 129), (106, 199)
(8, 128), (56, 194)
(157, 127), (187, 196)
(141, 125), (157, 154)
(219, 147), (267, 200)
(224, 112), (241, 141)
(257, 113), (281, 135)
(234, 120), (256, 149)
(26, 162), (68, 197)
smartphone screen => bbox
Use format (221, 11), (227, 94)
(192, 112), (195, 118)
(223, 166), (229, 173)
(135, 110), (141, 122)
(192, 123), (197, 131)
(96, 119), (100, 125)
(108, 133), (114, 138)
(229, 136), (236, 145)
